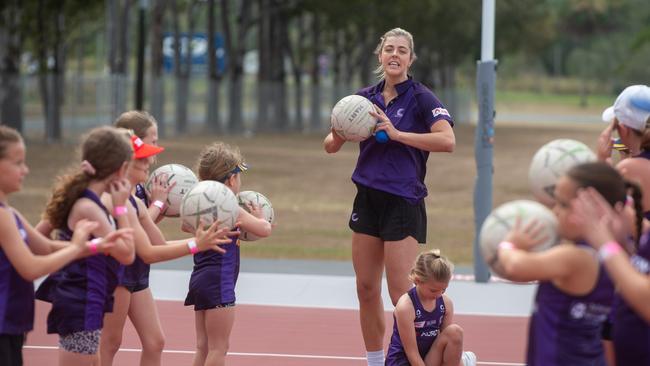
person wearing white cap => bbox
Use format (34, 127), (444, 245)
(598, 84), (650, 214)
(592, 84), (650, 366)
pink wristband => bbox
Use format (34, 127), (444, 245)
(113, 205), (128, 217)
(187, 240), (199, 254)
(152, 200), (165, 210)
(498, 241), (515, 250)
(88, 238), (101, 254)
(599, 241), (622, 261)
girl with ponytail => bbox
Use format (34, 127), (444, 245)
(0, 125), (129, 366)
(35, 126), (136, 365)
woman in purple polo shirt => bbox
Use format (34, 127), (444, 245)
(323, 28), (455, 366)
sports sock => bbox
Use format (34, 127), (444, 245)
(367, 349), (384, 366)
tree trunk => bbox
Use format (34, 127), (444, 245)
(150, 0), (167, 136)
(44, 9), (65, 142)
(0, 2), (23, 132)
(358, 27), (375, 87)
(109, 0), (130, 122)
(221, 0), (253, 134)
(283, 13), (304, 132)
(309, 13), (321, 132)
(75, 32), (85, 105)
(205, 0), (221, 132)
(256, 0), (271, 132)
(173, 0), (196, 134)
(272, 2), (288, 131)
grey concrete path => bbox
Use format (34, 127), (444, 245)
(150, 258), (536, 316)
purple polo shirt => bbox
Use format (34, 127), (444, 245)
(352, 77), (453, 203)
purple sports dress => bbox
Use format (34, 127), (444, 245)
(35, 189), (122, 335)
(0, 203), (34, 335)
(386, 287), (446, 365)
(119, 191), (150, 292)
(526, 243), (614, 365)
(185, 236), (240, 309)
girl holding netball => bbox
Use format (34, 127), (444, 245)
(185, 142), (272, 366)
(100, 113), (234, 366)
(386, 249), (476, 366)
(498, 162), (640, 365)
(0, 125), (130, 366)
(35, 126), (137, 365)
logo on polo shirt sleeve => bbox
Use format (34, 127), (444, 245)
(432, 108), (450, 118)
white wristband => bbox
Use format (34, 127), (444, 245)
(152, 200), (165, 210)
(187, 239), (198, 254)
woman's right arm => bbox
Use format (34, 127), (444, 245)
(323, 127), (346, 154)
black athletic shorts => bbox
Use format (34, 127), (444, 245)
(0, 334), (24, 366)
(349, 183), (427, 243)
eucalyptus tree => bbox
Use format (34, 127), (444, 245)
(0, 0), (24, 132)
(220, 0), (254, 133)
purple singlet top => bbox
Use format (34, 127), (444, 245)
(0, 203), (34, 335)
(35, 189), (122, 335)
(386, 287), (446, 365)
(526, 242), (614, 365)
(184, 235), (240, 310)
(119, 194), (150, 291)
(612, 232), (650, 365)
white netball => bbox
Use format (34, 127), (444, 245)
(145, 164), (199, 217)
(237, 190), (274, 241)
(529, 139), (596, 207)
(330, 95), (377, 142)
(180, 180), (239, 232)
(479, 200), (559, 278)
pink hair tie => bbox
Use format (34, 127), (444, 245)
(80, 160), (96, 175)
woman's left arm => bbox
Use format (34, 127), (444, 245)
(372, 105), (455, 152)
(394, 120), (455, 153)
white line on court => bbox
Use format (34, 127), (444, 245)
(24, 345), (525, 365)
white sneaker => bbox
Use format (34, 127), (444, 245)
(461, 351), (477, 366)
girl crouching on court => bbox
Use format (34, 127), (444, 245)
(498, 162), (638, 365)
(386, 249), (476, 366)
(35, 126), (136, 365)
(185, 142), (272, 366)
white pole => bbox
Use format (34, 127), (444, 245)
(481, 0), (495, 61)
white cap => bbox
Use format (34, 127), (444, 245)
(602, 85), (650, 131)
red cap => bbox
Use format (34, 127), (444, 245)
(131, 135), (164, 159)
